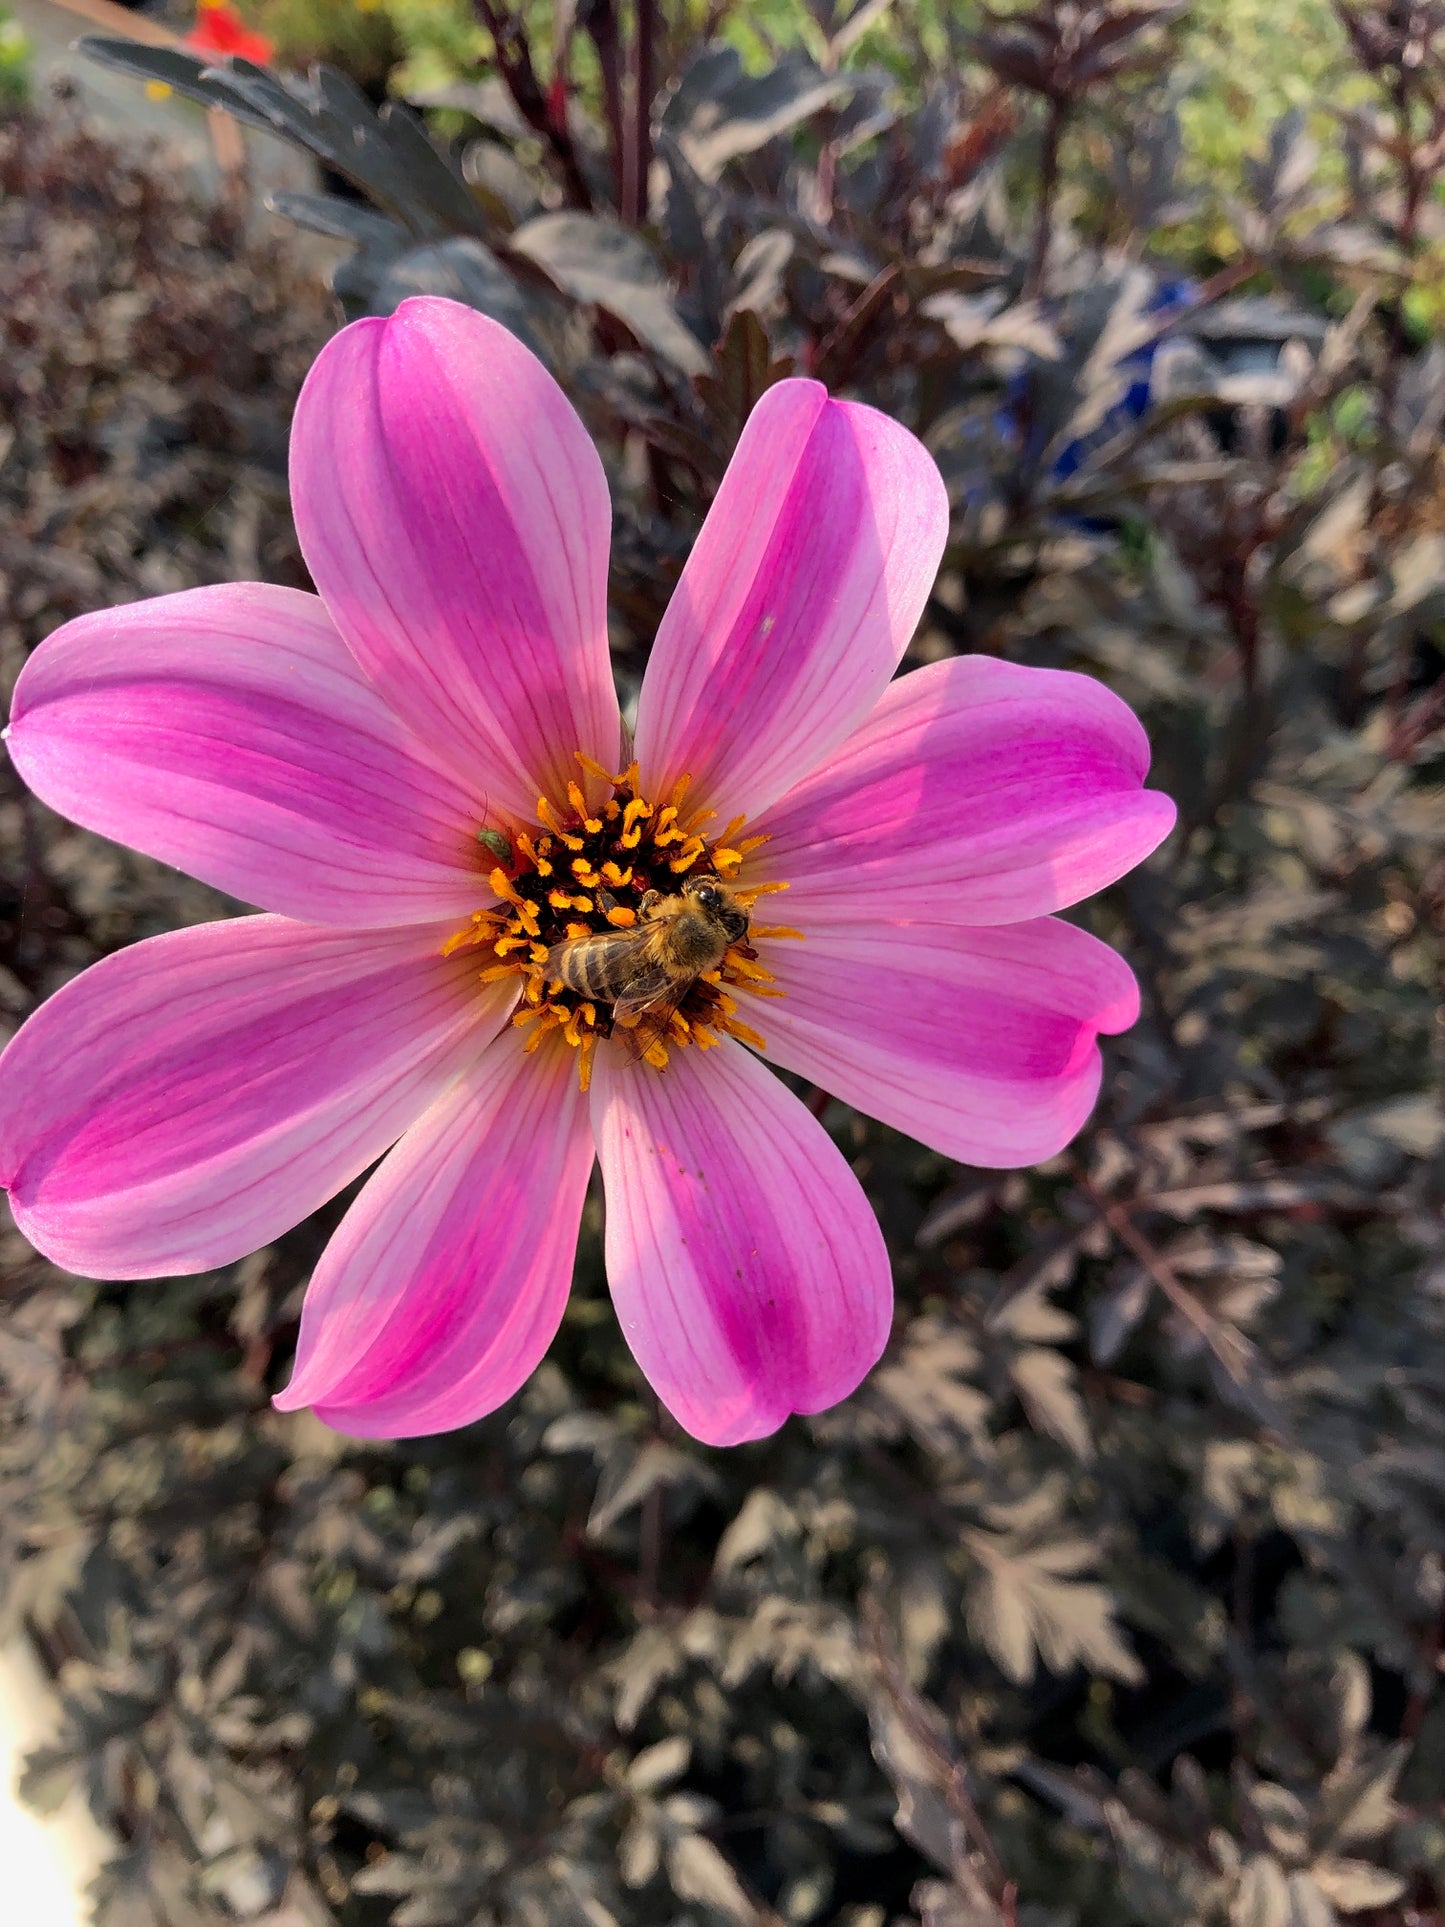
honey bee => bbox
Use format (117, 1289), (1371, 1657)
(545, 875), (750, 1055)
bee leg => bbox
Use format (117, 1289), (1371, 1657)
(637, 889), (662, 920)
(596, 887), (617, 914)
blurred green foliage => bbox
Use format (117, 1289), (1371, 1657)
(1175, 0), (1354, 181)
(239, 0), (1363, 201)
(0, 4), (31, 105)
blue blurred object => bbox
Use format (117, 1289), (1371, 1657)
(969, 275), (1197, 533)
(1041, 276), (1198, 482)
(977, 277), (1327, 530)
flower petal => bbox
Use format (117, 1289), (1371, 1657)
(753, 655), (1176, 923)
(290, 296), (620, 820)
(755, 916), (1139, 1167)
(633, 379), (949, 822)
(591, 1036), (891, 1445)
(6, 584), (493, 926)
(0, 917), (508, 1278)
(276, 1028), (592, 1438)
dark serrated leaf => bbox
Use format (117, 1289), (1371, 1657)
(662, 46), (854, 180)
(81, 39), (483, 238)
(511, 212), (708, 373)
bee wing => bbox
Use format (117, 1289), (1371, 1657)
(544, 926), (653, 995)
(610, 970), (681, 1020)
(612, 993), (687, 1063)
(608, 955), (692, 1062)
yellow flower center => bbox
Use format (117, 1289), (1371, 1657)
(445, 755), (799, 1090)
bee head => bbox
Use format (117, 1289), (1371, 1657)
(686, 875), (749, 944)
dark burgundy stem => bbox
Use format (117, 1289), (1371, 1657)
(1025, 95), (1066, 298)
(473, 0), (593, 208)
(583, 0), (627, 212)
(628, 0), (658, 226)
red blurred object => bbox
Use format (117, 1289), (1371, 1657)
(186, 1), (274, 66)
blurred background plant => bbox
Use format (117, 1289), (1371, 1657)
(4, 1), (1445, 1924)
(147, 0), (1371, 190)
(0, 3), (31, 103)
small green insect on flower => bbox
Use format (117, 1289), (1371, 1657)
(477, 827), (514, 869)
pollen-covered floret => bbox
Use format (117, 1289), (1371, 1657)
(443, 755), (799, 1087)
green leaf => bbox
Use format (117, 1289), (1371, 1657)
(1232, 1855), (1292, 1927)
(662, 47), (852, 181)
(714, 1487), (797, 1573)
(1009, 1347), (1095, 1459)
(626, 1735), (691, 1792)
(1309, 1859), (1407, 1911)
(511, 214), (708, 376)
(965, 1529), (1142, 1685)
(665, 1832), (756, 1922)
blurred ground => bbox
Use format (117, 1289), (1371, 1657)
(0, 1641), (109, 1927)
(10, 0), (318, 211)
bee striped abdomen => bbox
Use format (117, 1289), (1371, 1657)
(546, 931), (669, 1005)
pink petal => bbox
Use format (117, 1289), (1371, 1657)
(633, 379), (949, 822)
(591, 1036), (891, 1446)
(0, 917), (509, 1278)
(755, 916), (1139, 1167)
(275, 1028), (592, 1438)
(290, 296), (620, 822)
(753, 654), (1175, 923)
(6, 584), (493, 927)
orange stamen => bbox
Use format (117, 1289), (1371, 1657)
(576, 1032), (597, 1091)
(565, 781), (603, 833)
(669, 836), (707, 872)
(620, 797), (652, 846)
(575, 751), (632, 788)
(718, 1016), (768, 1051)
(725, 952), (775, 983)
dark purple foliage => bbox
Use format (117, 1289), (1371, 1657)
(2, 4), (1445, 1921)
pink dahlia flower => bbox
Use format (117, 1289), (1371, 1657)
(0, 296), (1174, 1446)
